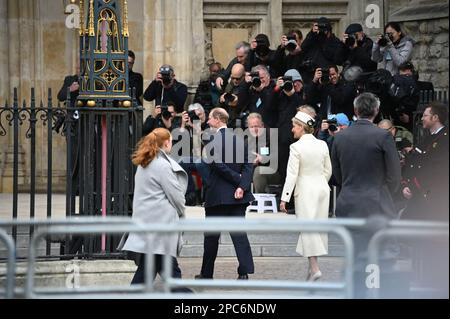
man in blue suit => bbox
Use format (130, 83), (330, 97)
(196, 108), (255, 280)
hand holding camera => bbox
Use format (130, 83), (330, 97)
(377, 33), (393, 47)
(69, 82), (80, 93)
(343, 33), (358, 48)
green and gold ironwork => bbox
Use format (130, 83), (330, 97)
(78, 0), (131, 105)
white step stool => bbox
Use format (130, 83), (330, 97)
(247, 193), (278, 214)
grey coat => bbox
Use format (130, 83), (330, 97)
(331, 120), (401, 218)
(122, 150), (188, 257)
(371, 36), (414, 75)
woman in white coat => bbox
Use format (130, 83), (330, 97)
(280, 111), (332, 281)
(122, 128), (190, 288)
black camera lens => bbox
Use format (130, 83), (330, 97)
(251, 72), (262, 88)
(328, 124), (338, 132)
(224, 93), (236, 104)
(345, 35), (356, 47)
(378, 35), (389, 47)
(282, 76), (294, 91)
(321, 70), (330, 84)
(188, 110), (200, 122)
(162, 110), (172, 120)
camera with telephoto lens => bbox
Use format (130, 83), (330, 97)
(159, 67), (172, 85)
(326, 118), (338, 132)
(318, 23), (329, 35)
(345, 34), (357, 48)
(281, 76), (294, 92)
(378, 34), (392, 47)
(251, 72), (262, 88)
(285, 35), (298, 52)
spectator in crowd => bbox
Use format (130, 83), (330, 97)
(280, 111), (332, 281)
(249, 34), (281, 78)
(142, 101), (181, 136)
(340, 23), (377, 73)
(143, 64), (188, 113)
(58, 64), (80, 106)
(318, 113), (351, 152)
(275, 30), (307, 80)
(331, 92), (401, 297)
(196, 108), (255, 280)
(128, 50), (144, 105)
(389, 61), (420, 131)
(177, 103), (211, 205)
(121, 128), (191, 292)
(372, 22), (415, 76)
(194, 62), (223, 112)
(305, 65), (357, 121)
(219, 63), (250, 128)
(246, 65), (278, 128)
(402, 102), (449, 221)
(300, 17), (345, 80)
(246, 113), (281, 193)
(216, 42), (252, 91)
(275, 69), (306, 183)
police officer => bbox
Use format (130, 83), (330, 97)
(402, 102), (449, 221)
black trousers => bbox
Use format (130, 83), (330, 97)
(200, 204), (254, 278)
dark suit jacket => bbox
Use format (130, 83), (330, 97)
(205, 128), (255, 208)
(331, 120), (401, 218)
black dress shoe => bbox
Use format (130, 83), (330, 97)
(237, 274), (248, 280)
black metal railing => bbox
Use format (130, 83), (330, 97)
(0, 87), (143, 260)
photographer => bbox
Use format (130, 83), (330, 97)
(305, 65), (357, 121)
(340, 23), (377, 73)
(246, 65), (278, 128)
(218, 63), (250, 128)
(378, 119), (413, 166)
(389, 61), (420, 131)
(143, 64), (188, 113)
(372, 22), (415, 76)
(142, 102), (181, 136)
(194, 62), (222, 112)
(249, 34), (281, 78)
(301, 17), (345, 81)
(178, 103), (210, 206)
(275, 30), (307, 78)
(216, 42), (252, 91)
(274, 69), (306, 181)
(318, 113), (350, 151)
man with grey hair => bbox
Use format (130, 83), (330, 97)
(246, 65), (278, 128)
(331, 92), (402, 297)
(216, 41), (252, 90)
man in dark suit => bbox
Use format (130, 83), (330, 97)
(196, 108), (255, 280)
(331, 92), (402, 298)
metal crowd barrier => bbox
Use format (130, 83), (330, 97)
(0, 228), (16, 299)
(24, 217), (355, 299)
(368, 225), (449, 299)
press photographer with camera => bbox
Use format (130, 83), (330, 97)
(143, 64), (188, 113)
(274, 70), (307, 182)
(301, 17), (345, 81)
(194, 62), (222, 112)
(372, 22), (415, 76)
(218, 63), (250, 128)
(340, 23), (377, 73)
(248, 34), (281, 78)
(216, 42), (252, 91)
(275, 30), (307, 78)
(318, 113), (350, 151)
(142, 102), (181, 136)
(246, 64), (278, 128)
(305, 65), (357, 121)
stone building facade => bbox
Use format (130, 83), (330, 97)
(0, 0), (448, 192)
